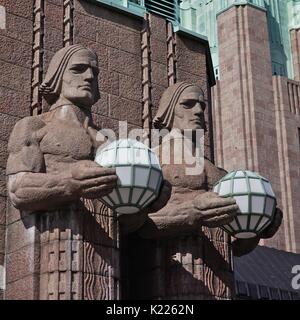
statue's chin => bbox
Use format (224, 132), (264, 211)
(68, 96), (94, 110)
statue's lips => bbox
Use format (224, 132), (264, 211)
(79, 85), (92, 91)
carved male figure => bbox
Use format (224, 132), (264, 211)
(134, 82), (282, 256)
(5, 46), (282, 300)
(7, 45), (118, 212)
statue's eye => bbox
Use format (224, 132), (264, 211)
(182, 100), (196, 109)
(71, 65), (87, 73)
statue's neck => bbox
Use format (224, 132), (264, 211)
(50, 98), (92, 126)
(165, 129), (197, 152)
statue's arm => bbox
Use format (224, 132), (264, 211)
(7, 117), (117, 213)
(137, 191), (238, 239)
(8, 171), (77, 212)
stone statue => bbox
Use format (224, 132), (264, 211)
(5, 44), (282, 299)
(5, 44), (171, 299)
(5, 45), (125, 300)
(119, 82), (283, 299)
(133, 82), (282, 256)
(7, 45), (118, 211)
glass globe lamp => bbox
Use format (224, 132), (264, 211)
(95, 139), (163, 214)
(213, 170), (277, 239)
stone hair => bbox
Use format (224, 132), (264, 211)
(153, 82), (204, 130)
(40, 44), (100, 104)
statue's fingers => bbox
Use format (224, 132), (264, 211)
(201, 203), (239, 218)
(194, 196), (236, 210)
(79, 175), (118, 187)
(82, 185), (115, 198)
(76, 167), (116, 180)
(202, 213), (235, 228)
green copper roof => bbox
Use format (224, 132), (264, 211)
(179, 0), (300, 79)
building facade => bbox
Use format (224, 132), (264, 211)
(0, 0), (299, 300)
(0, 0), (237, 300)
(180, 0), (300, 254)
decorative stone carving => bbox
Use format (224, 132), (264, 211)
(6, 45), (121, 300)
(5, 44), (282, 299)
(135, 82), (282, 256)
(120, 82), (283, 300)
(7, 45), (117, 211)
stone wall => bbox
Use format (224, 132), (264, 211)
(0, 0), (34, 299)
(272, 77), (300, 253)
(0, 0), (223, 299)
(214, 3), (300, 252)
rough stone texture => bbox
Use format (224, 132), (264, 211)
(175, 34), (212, 161)
(0, 4), (33, 296)
(5, 244), (40, 284)
(0, 0), (34, 20)
(5, 44), (121, 301)
(73, 0), (143, 138)
(0, 197), (5, 226)
(0, 87), (31, 118)
(271, 76), (300, 252)
(290, 29), (300, 82)
(1, 0), (232, 301)
(0, 12), (33, 44)
(214, 4), (297, 252)
(5, 274), (40, 300)
(0, 224), (4, 254)
(0, 113), (21, 142)
(0, 61), (31, 93)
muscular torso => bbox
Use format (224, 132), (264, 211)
(35, 106), (95, 173)
(158, 138), (226, 205)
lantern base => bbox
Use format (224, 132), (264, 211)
(116, 206), (140, 214)
(234, 232), (257, 239)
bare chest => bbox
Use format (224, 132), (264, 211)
(39, 119), (94, 171)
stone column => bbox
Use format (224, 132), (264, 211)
(5, 200), (120, 300)
(290, 28), (300, 82)
(123, 14), (235, 300)
(214, 3), (284, 250)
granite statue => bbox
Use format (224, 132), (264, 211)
(120, 82), (282, 257)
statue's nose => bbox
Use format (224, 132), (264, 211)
(84, 67), (94, 80)
(194, 102), (202, 116)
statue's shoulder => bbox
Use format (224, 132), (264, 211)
(8, 115), (46, 152)
(204, 159), (228, 188)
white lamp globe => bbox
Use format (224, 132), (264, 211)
(213, 170), (277, 239)
(95, 139), (163, 215)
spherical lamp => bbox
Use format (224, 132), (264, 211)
(95, 139), (163, 215)
(213, 170), (277, 239)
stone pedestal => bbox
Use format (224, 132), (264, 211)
(123, 228), (234, 300)
(5, 199), (120, 300)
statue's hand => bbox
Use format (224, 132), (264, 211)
(137, 192), (238, 238)
(190, 192), (239, 228)
(67, 160), (118, 199)
(144, 180), (172, 213)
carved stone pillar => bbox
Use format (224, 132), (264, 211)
(5, 200), (120, 300)
(290, 28), (300, 82)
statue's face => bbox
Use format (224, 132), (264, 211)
(173, 86), (206, 131)
(60, 49), (99, 108)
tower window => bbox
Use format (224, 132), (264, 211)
(145, 0), (180, 22)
